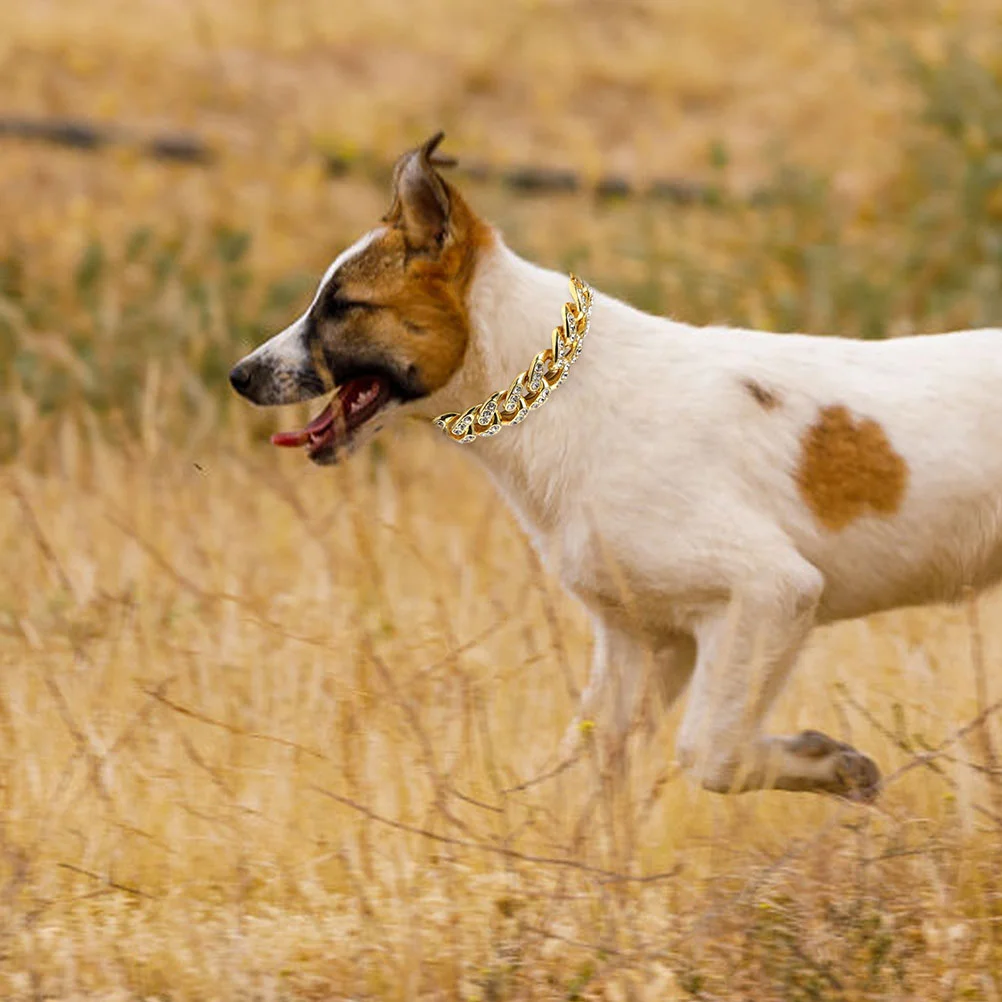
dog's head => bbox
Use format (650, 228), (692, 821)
(229, 132), (492, 464)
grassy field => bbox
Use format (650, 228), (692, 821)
(2, 0), (1002, 998)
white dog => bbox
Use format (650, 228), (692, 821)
(231, 134), (1002, 800)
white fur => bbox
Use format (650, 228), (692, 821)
(245, 229), (382, 371)
(409, 237), (1002, 795)
(239, 313), (311, 372)
(313, 229), (381, 305)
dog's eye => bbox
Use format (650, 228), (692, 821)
(324, 298), (380, 318)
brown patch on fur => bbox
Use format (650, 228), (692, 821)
(742, 379), (780, 410)
(796, 404), (908, 531)
(314, 138), (494, 396)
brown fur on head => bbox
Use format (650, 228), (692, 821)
(228, 132), (495, 462)
(314, 131), (493, 399)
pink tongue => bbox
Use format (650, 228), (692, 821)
(271, 402), (334, 448)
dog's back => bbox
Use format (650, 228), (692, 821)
(553, 303), (1002, 625)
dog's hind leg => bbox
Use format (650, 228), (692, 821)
(675, 555), (880, 801)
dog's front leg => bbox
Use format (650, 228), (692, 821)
(675, 556), (880, 801)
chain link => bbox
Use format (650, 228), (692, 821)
(433, 275), (593, 443)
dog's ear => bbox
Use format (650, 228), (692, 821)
(384, 132), (457, 250)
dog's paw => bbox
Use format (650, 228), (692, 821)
(830, 746), (882, 802)
(789, 729), (881, 802)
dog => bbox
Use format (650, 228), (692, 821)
(231, 132), (1002, 801)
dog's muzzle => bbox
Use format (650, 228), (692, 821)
(228, 353), (327, 407)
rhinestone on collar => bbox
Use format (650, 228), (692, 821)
(433, 275), (593, 443)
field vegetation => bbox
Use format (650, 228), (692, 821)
(2, 0), (1002, 998)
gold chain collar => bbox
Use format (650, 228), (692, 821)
(433, 275), (593, 443)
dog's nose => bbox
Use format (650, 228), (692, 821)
(229, 362), (253, 397)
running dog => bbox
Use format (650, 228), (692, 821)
(231, 133), (1002, 800)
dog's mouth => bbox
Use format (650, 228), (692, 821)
(271, 374), (395, 463)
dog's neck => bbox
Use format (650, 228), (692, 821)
(419, 236), (611, 545)
(448, 238), (574, 408)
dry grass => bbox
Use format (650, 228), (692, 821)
(4, 424), (1002, 1000)
(2, 0), (1002, 998)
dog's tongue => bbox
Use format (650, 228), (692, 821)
(271, 403), (333, 448)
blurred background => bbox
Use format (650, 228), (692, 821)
(1, 1), (1002, 998)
